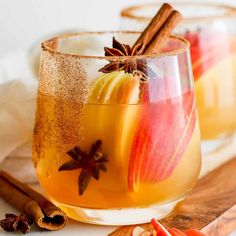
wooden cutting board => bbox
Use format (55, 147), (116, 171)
(110, 156), (236, 236)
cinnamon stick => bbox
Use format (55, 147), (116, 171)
(132, 3), (182, 54)
(0, 170), (67, 230)
(133, 3), (173, 50)
(131, 3), (182, 103)
(144, 10), (182, 53)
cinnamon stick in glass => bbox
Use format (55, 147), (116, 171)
(131, 2), (182, 104)
(133, 3), (174, 51)
(133, 3), (182, 54)
(144, 10), (182, 53)
(0, 170), (67, 230)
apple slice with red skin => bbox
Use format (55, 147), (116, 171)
(184, 229), (206, 236)
(151, 219), (206, 236)
(185, 31), (230, 62)
(133, 219), (206, 236)
(90, 70), (196, 191)
(168, 228), (187, 236)
(192, 44), (236, 80)
(185, 31), (236, 80)
(128, 89), (196, 190)
(168, 228), (206, 236)
(151, 219), (172, 236)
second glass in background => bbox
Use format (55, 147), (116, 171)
(120, 2), (236, 153)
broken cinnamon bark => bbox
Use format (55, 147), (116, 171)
(0, 170), (67, 231)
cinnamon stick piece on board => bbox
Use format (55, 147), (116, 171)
(0, 170), (67, 230)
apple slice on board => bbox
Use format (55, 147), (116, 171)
(151, 218), (172, 236)
(128, 89), (196, 191)
(168, 228), (187, 236)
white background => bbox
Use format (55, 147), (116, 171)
(0, 0), (236, 56)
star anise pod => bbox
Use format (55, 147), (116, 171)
(58, 140), (107, 195)
(99, 37), (154, 77)
(0, 214), (31, 234)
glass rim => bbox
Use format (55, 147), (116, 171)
(41, 31), (189, 60)
(120, 2), (236, 22)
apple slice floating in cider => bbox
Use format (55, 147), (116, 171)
(88, 71), (139, 104)
(185, 31), (236, 80)
(88, 70), (141, 187)
(89, 70), (196, 191)
(128, 88), (196, 191)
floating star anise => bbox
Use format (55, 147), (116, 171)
(0, 214), (31, 234)
(99, 37), (153, 76)
(58, 140), (107, 195)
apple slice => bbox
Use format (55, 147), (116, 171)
(184, 229), (206, 236)
(88, 70), (141, 185)
(128, 90), (196, 191)
(151, 219), (172, 236)
(132, 226), (146, 236)
(88, 71), (139, 104)
(88, 71), (125, 103)
(89, 71), (196, 192)
(185, 31), (231, 62)
(185, 31), (236, 80)
(192, 46), (234, 80)
(82, 71), (141, 191)
(168, 228), (186, 236)
(194, 54), (236, 140)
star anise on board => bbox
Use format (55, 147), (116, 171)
(99, 37), (154, 77)
(0, 214), (31, 234)
(58, 140), (108, 195)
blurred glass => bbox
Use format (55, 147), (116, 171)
(120, 2), (236, 153)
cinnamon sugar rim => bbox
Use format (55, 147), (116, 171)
(41, 31), (189, 60)
(121, 2), (236, 22)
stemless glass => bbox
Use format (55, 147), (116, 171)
(33, 31), (201, 225)
(121, 3), (236, 153)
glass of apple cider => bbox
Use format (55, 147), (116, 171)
(33, 31), (201, 225)
(120, 3), (236, 154)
